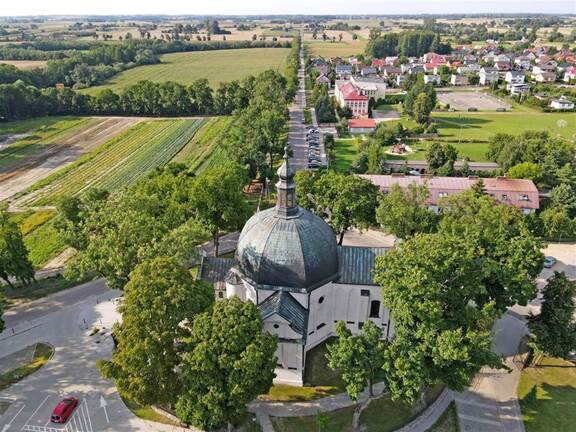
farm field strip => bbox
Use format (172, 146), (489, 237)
(83, 48), (290, 94)
(172, 116), (231, 171)
(17, 119), (205, 206)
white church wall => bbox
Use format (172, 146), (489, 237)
(263, 313), (303, 340)
(305, 282), (393, 351)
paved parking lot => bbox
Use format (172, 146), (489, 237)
(437, 90), (511, 111)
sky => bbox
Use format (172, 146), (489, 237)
(0, 0), (574, 17)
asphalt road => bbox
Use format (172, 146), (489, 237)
(0, 280), (188, 432)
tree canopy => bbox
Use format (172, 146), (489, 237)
(376, 183), (438, 239)
(529, 272), (576, 359)
(295, 171), (379, 244)
(97, 256), (214, 406)
(176, 297), (277, 430)
(0, 205), (35, 289)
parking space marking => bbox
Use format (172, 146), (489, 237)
(7, 403), (26, 425)
(22, 396), (50, 430)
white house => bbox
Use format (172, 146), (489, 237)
(450, 74), (469, 86)
(479, 67), (499, 85)
(424, 74), (441, 85)
(350, 75), (387, 99)
(508, 83), (531, 96)
(505, 71), (525, 84)
(550, 96), (575, 110)
(533, 71), (556, 83)
(563, 67), (576, 83)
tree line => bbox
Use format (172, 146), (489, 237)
(365, 30), (452, 58)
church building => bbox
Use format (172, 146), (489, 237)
(198, 148), (393, 385)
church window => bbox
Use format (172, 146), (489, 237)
(318, 296), (325, 304)
(273, 324), (280, 329)
(360, 289), (370, 297)
(316, 323), (326, 330)
(370, 300), (381, 318)
(346, 321), (355, 325)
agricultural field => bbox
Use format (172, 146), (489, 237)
(305, 40), (367, 58)
(83, 48), (289, 94)
(0, 117), (142, 202)
(171, 116), (233, 172)
(0, 60), (48, 69)
(9, 209), (65, 269)
(15, 119), (206, 207)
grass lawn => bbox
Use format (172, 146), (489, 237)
(306, 40), (367, 58)
(333, 138), (359, 172)
(518, 357), (576, 432)
(271, 384), (445, 432)
(83, 48), (289, 94)
(120, 395), (181, 427)
(0, 343), (54, 391)
(4, 275), (90, 308)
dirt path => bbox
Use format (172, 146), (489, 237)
(0, 117), (142, 202)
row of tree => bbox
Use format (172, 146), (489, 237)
(0, 75), (263, 120)
(365, 30), (452, 58)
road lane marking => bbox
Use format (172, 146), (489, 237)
(99, 396), (109, 424)
(23, 395), (50, 428)
(81, 401), (92, 432)
(7, 403), (26, 426)
(458, 413), (501, 426)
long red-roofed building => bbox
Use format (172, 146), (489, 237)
(359, 174), (539, 214)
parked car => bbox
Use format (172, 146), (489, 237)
(51, 397), (79, 423)
(308, 162), (321, 169)
(543, 256), (557, 268)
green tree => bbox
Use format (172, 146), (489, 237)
(550, 183), (576, 217)
(376, 183), (438, 239)
(0, 205), (34, 288)
(541, 207), (576, 240)
(439, 191), (544, 312)
(327, 320), (387, 431)
(176, 297), (277, 431)
(529, 272), (576, 360)
(413, 92), (432, 125)
(297, 171), (379, 244)
(189, 164), (250, 256)
(374, 233), (504, 404)
(507, 162), (542, 182)
(426, 142), (458, 174)
(97, 256), (214, 406)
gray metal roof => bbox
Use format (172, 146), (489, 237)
(198, 256), (235, 290)
(258, 291), (308, 335)
(236, 207), (339, 290)
(337, 246), (390, 286)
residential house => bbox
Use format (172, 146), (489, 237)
(381, 66), (402, 78)
(563, 67), (576, 83)
(335, 81), (369, 117)
(348, 119), (377, 134)
(395, 75), (406, 87)
(457, 64), (480, 74)
(424, 74), (441, 85)
(505, 71), (525, 84)
(514, 56), (532, 69)
(315, 74), (331, 87)
(408, 65), (425, 75)
(423, 52), (447, 63)
(495, 61), (512, 72)
(532, 64), (556, 75)
(360, 175), (539, 214)
(533, 71), (556, 83)
(450, 74), (469, 86)
(549, 96), (575, 110)
(335, 65), (353, 79)
(384, 56), (398, 65)
(371, 59), (386, 69)
(360, 67), (378, 77)
(479, 67), (499, 85)
(508, 83), (531, 96)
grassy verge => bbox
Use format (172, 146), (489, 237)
(0, 343), (54, 391)
(518, 356), (576, 432)
(260, 384), (340, 402)
(121, 397), (180, 426)
(333, 138), (359, 172)
(4, 275), (89, 308)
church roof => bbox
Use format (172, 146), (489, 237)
(258, 291), (308, 335)
(337, 246), (390, 286)
(197, 256), (235, 290)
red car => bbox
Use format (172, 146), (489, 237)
(51, 397), (78, 423)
